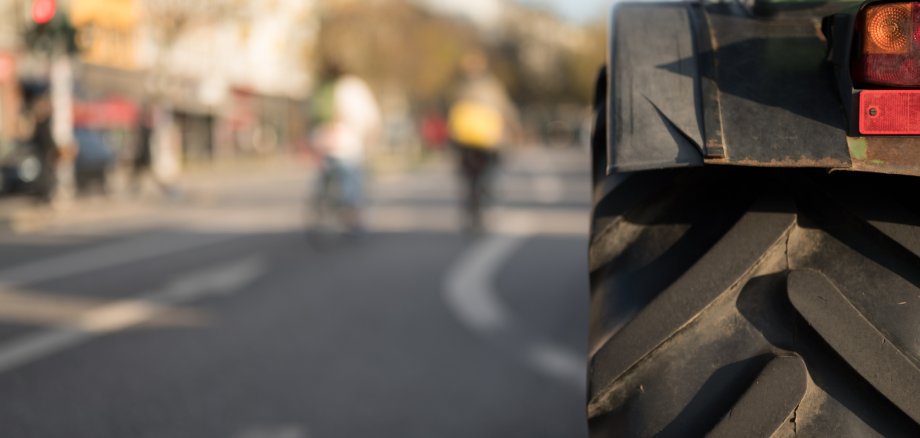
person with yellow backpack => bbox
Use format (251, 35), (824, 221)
(448, 51), (519, 233)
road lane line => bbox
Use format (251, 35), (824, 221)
(0, 256), (266, 375)
(533, 152), (565, 204)
(443, 225), (585, 389)
(0, 329), (88, 374)
(0, 232), (240, 287)
(444, 235), (522, 332)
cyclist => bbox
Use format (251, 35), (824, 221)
(310, 61), (381, 236)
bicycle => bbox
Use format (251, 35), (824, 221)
(304, 156), (364, 249)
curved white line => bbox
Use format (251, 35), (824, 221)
(444, 235), (521, 333)
(444, 229), (585, 389)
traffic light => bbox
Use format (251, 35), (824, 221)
(32, 0), (56, 25)
(25, 0), (77, 55)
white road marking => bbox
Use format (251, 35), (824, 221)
(443, 220), (585, 389)
(0, 232), (240, 287)
(445, 235), (523, 333)
(369, 205), (587, 237)
(0, 329), (88, 374)
(533, 152), (565, 204)
(0, 256), (266, 375)
(533, 174), (565, 204)
(234, 425), (309, 438)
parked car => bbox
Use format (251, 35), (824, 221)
(74, 127), (115, 195)
(0, 128), (116, 197)
(0, 141), (43, 194)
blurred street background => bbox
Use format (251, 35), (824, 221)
(0, 0), (604, 436)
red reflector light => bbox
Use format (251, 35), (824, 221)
(855, 2), (920, 87)
(860, 90), (920, 134)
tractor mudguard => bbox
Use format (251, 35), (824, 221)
(607, 3), (705, 172)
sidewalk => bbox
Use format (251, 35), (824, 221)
(0, 154), (312, 235)
(0, 145), (589, 237)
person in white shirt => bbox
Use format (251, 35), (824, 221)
(312, 62), (381, 234)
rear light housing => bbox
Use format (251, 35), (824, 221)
(854, 2), (920, 87)
(851, 2), (920, 134)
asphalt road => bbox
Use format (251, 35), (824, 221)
(0, 146), (590, 438)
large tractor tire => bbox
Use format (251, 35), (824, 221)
(588, 62), (920, 435)
(587, 164), (920, 437)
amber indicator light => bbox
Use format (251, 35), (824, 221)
(855, 2), (920, 87)
(865, 3), (911, 54)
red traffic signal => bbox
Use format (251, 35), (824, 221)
(32, 0), (56, 25)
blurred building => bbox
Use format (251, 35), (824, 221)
(0, 0), (27, 150)
(499, 2), (601, 146)
(70, 0), (318, 164)
(502, 3), (590, 80)
(70, 0), (136, 69)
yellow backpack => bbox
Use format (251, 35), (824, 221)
(448, 101), (503, 149)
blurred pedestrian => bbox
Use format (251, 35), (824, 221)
(28, 94), (58, 203)
(448, 50), (519, 233)
(131, 103), (178, 198)
(310, 60), (381, 235)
